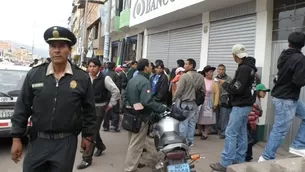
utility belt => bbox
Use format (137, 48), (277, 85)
(28, 130), (73, 142)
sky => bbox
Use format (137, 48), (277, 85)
(0, 0), (72, 52)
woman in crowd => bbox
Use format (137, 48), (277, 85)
(197, 65), (219, 140)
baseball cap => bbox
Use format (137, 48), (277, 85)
(288, 32), (305, 49)
(256, 84), (270, 92)
(232, 44), (248, 58)
(175, 67), (185, 75)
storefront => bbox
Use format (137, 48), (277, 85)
(147, 22), (202, 69)
(207, 1), (257, 77)
(265, 0), (305, 150)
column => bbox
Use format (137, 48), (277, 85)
(199, 12), (210, 70)
(254, 0), (274, 141)
(142, 29), (148, 59)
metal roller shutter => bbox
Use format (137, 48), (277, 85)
(147, 32), (169, 65)
(208, 15), (256, 77)
(168, 25), (202, 69)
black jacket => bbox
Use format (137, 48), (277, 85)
(222, 57), (257, 107)
(92, 73), (110, 103)
(127, 68), (137, 81)
(107, 70), (121, 91)
(150, 72), (169, 104)
(119, 71), (128, 90)
(123, 72), (166, 122)
(272, 48), (305, 100)
(11, 62), (96, 138)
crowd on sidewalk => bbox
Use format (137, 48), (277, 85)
(9, 25), (305, 172)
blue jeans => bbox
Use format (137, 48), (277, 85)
(179, 112), (196, 145)
(220, 107), (232, 136)
(262, 98), (305, 160)
(220, 106), (252, 167)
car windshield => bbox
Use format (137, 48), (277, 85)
(0, 69), (28, 94)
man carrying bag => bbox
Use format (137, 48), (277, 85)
(122, 59), (167, 172)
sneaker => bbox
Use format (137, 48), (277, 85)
(258, 156), (267, 162)
(289, 147), (305, 157)
(209, 163), (226, 172)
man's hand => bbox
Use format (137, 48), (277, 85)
(105, 105), (112, 113)
(11, 138), (23, 163)
(81, 137), (92, 153)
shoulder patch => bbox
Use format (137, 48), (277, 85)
(32, 62), (48, 68)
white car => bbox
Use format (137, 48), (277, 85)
(0, 65), (32, 138)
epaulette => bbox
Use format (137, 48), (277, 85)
(32, 62), (48, 68)
(75, 64), (88, 73)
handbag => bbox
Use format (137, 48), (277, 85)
(122, 108), (142, 133)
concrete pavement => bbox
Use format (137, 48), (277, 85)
(0, 130), (293, 172)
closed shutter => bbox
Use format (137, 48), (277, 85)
(147, 32), (169, 65)
(208, 15), (256, 77)
(168, 25), (202, 69)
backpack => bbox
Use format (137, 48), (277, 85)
(188, 73), (205, 106)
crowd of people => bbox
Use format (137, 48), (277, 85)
(9, 25), (305, 172)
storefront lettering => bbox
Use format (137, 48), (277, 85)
(133, 0), (175, 19)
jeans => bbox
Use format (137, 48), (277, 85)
(179, 111), (197, 145)
(220, 106), (252, 167)
(219, 107), (232, 136)
(262, 98), (305, 160)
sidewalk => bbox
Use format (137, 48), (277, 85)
(73, 130), (293, 172)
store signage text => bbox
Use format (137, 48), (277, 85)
(133, 0), (176, 19)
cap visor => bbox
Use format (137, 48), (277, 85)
(237, 52), (248, 58)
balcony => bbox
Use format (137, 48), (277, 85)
(110, 16), (120, 33)
(119, 8), (130, 30)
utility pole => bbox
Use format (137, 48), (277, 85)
(103, 0), (112, 63)
(80, 0), (89, 64)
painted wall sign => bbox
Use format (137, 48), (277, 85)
(132, 0), (176, 19)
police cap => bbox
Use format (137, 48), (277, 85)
(43, 26), (77, 46)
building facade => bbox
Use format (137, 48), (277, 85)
(127, 0), (305, 151)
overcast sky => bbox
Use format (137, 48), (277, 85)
(0, 0), (72, 50)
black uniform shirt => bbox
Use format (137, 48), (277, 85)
(11, 61), (96, 138)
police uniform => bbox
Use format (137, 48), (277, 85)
(11, 26), (96, 172)
(122, 71), (166, 172)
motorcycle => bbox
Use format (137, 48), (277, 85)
(153, 110), (202, 172)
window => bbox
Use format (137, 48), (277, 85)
(123, 0), (131, 10)
(272, 0), (305, 40)
(94, 23), (99, 39)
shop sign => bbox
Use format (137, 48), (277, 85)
(132, 0), (176, 19)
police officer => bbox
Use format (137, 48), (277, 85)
(10, 26), (96, 172)
(123, 59), (167, 172)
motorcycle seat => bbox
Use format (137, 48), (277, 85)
(157, 131), (187, 149)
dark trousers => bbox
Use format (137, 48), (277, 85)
(219, 107), (232, 136)
(103, 101), (120, 129)
(23, 134), (77, 172)
(83, 106), (106, 162)
(246, 124), (258, 161)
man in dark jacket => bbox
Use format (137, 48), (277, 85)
(127, 60), (137, 81)
(77, 58), (120, 169)
(210, 44), (257, 171)
(216, 64), (233, 139)
(104, 62), (121, 132)
(123, 59), (166, 172)
(258, 32), (305, 161)
(150, 63), (169, 104)
(10, 26), (96, 172)
(120, 64), (129, 90)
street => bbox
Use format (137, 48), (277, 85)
(0, 130), (293, 172)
